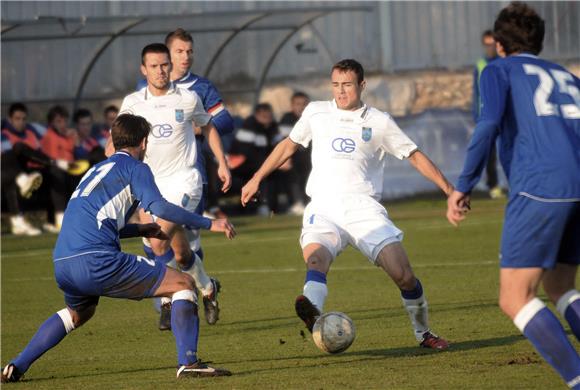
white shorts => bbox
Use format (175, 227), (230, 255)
(154, 168), (203, 214)
(300, 195), (403, 264)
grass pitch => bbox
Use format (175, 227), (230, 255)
(1, 198), (576, 389)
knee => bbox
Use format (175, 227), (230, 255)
(70, 305), (96, 329)
(174, 249), (192, 266)
(151, 241), (170, 257)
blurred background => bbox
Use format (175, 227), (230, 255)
(1, 1), (579, 232)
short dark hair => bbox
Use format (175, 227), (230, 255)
(331, 59), (364, 84)
(481, 29), (494, 40)
(165, 28), (193, 47)
(111, 114), (151, 150)
(73, 108), (92, 124)
(291, 91), (310, 101)
(141, 43), (171, 65)
(254, 103), (273, 114)
(47, 105), (69, 124)
(494, 2), (545, 56)
(104, 105), (119, 116)
(8, 102), (27, 117)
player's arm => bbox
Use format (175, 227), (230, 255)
(119, 223), (169, 240)
(201, 122), (231, 192)
(240, 137), (300, 206)
(447, 66), (507, 226)
(132, 163), (236, 238)
(407, 150), (454, 196)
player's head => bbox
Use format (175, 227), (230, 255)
(290, 91), (310, 117)
(103, 105), (119, 129)
(493, 2), (545, 57)
(331, 59), (366, 111)
(141, 43), (172, 91)
(8, 102), (28, 132)
(481, 30), (497, 59)
(73, 108), (93, 139)
(165, 28), (193, 79)
(111, 114), (150, 160)
(47, 105), (69, 134)
(254, 103), (274, 127)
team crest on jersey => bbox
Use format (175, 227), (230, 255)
(361, 127), (372, 142)
(175, 109), (184, 123)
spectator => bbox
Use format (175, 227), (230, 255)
(1, 103), (45, 235)
(41, 105), (79, 232)
(473, 30), (504, 199)
(279, 91), (311, 215)
(93, 105), (118, 147)
(228, 103), (281, 215)
(73, 108), (106, 165)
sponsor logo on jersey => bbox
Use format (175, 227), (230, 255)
(175, 109), (185, 123)
(151, 123), (173, 138)
(331, 137), (356, 153)
(362, 127), (372, 142)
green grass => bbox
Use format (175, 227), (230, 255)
(1, 198), (577, 389)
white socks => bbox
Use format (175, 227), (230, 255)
(303, 281), (328, 312)
(181, 254), (213, 297)
(402, 296), (430, 341)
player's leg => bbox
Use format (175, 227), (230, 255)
(375, 242), (448, 350)
(152, 267), (230, 377)
(2, 300), (97, 382)
(543, 264), (580, 341)
(499, 268), (580, 386)
(499, 197), (580, 387)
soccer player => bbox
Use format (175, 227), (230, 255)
(1, 114), (235, 383)
(446, 3), (580, 388)
(241, 59), (452, 350)
(113, 43), (232, 330)
(136, 29), (235, 326)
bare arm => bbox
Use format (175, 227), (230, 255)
(407, 150), (454, 196)
(240, 137), (300, 206)
(201, 122), (231, 192)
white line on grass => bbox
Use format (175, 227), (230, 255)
(4, 260), (496, 283)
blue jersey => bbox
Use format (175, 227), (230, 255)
(53, 152), (164, 259)
(457, 54), (580, 199)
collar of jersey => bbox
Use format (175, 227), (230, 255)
(175, 71), (196, 83)
(114, 151), (131, 157)
(515, 53), (538, 59)
(331, 99), (369, 120)
(144, 82), (177, 100)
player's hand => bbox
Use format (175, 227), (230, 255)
(241, 177), (260, 207)
(210, 218), (236, 239)
(446, 190), (471, 227)
(218, 163), (232, 193)
(138, 223), (169, 240)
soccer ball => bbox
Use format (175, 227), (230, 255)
(312, 312), (355, 354)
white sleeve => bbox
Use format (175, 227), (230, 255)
(382, 116), (418, 160)
(191, 94), (211, 127)
(118, 96), (134, 115)
(288, 103), (313, 147)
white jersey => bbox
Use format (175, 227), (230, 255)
(119, 83), (211, 178)
(289, 100), (417, 200)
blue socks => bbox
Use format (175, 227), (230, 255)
(400, 279), (423, 300)
(171, 293), (200, 366)
(143, 244), (155, 260)
(156, 248), (175, 265)
(303, 270), (328, 312)
(514, 298), (580, 388)
(12, 310), (74, 374)
(557, 290), (580, 342)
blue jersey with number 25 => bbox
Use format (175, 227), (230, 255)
(458, 54), (580, 199)
(53, 152), (164, 260)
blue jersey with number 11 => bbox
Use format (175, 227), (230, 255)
(457, 54), (580, 199)
(53, 152), (164, 260)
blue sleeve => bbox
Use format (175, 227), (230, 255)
(212, 110), (235, 137)
(456, 66), (507, 193)
(148, 200), (212, 230)
(472, 67), (480, 122)
(204, 81), (234, 137)
(130, 163), (165, 211)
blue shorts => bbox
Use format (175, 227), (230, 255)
(54, 251), (167, 311)
(500, 195), (580, 269)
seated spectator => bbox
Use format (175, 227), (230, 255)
(1, 103), (45, 235)
(93, 105), (118, 148)
(279, 91), (311, 215)
(40, 105), (80, 232)
(73, 108), (106, 165)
